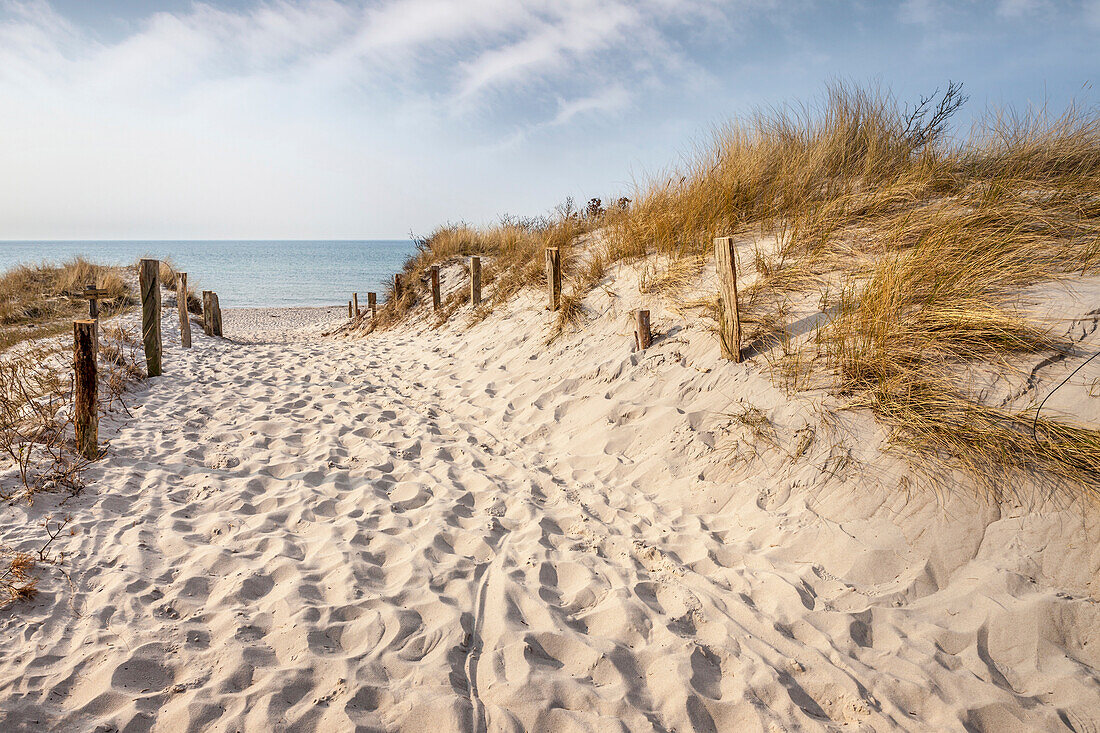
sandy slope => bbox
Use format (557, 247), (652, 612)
(1, 273), (1099, 732)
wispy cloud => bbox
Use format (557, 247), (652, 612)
(549, 86), (632, 127)
(0, 0), (725, 124)
(0, 0), (1090, 239)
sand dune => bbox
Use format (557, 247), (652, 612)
(1, 275), (1099, 732)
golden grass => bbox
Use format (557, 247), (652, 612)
(384, 82), (1100, 486)
(598, 84), (1100, 486)
(371, 201), (597, 331)
(0, 258), (135, 349)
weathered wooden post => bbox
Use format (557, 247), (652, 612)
(353, 292), (359, 317)
(470, 256), (482, 306)
(177, 273), (191, 348)
(430, 266), (441, 312)
(73, 320), (98, 459)
(211, 293), (223, 337)
(714, 236), (742, 362)
(203, 291), (214, 336)
(635, 309), (652, 351)
(367, 292), (377, 318)
(348, 300), (353, 318)
(545, 247), (561, 311)
(139, 258), (162, 377)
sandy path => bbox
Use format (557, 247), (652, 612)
(2, 304), (1099, 732)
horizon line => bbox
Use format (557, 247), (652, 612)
(0, 238), (416, 243)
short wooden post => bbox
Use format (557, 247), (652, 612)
(353, 292), (359, 316)
(545, 247), (561, 311)
(635, 309), (652, 351)
(177, 273), (191, 349)
(470, 256), (482, 306)
(203, 291), (214, 336)
(73, 320), (98, 460)
(430, 266), (441, 311)
(139, 258), (162, 377)
(367, 292), (377, 318)
(394, 274), (403, 301)
(211, 293), (223, 337)
(714, 237), (742, 362)
(348, 300), (353, 318)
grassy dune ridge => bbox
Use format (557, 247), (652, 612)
(381, 83), (1100, 487)
(0, 258), (133, 349)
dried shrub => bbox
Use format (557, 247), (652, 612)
(0, 550), (37, 610)
(0, 345), (89, 500)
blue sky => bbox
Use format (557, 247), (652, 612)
(0, 0), (1096, 239)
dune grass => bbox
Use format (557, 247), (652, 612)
(0, 258), (135, 350)
(370, 201), (598, 331)
(383, 83), (1100, 487)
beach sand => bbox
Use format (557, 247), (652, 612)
(1, 277), (1099, 731)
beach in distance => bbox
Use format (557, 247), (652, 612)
(0, 241), (415, 308)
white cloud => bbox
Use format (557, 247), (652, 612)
(549, 86), (632, 127)
(454, 1), (640, 100)
(0, 0), (723, 117)
(0, 0), (742, 237)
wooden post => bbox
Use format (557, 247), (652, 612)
(73, 320), (98, 460)
(635, 309), (652, 351)
(139, 258), (162, 377)
(367, 292), (377, 318)
(202, 291), (214, 336)
(211, 293), (223, 337)
(430, 265), (441, 311)
(177, 273), (191, 349)
(545, 247), (561, 311)
(714, 237), (743, 362)
(394, 274), (403, 301)
(470, 256), (481, 306)
(353, 292), (359, 317)
(348, 300), (353, 318)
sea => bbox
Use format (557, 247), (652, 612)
(0, 240), (416, 308)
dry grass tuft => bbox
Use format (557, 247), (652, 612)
(157, 257), (179, 290)
(0, 550), (37, 610)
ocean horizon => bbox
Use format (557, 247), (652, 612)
(0, 240), (417, 308)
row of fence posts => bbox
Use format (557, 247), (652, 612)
(73, 258), (226, 459)
(347, 254), (488, 324)
(73, 239), (743, 460)
(352, 237), (742, 361)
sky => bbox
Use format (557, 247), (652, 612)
(0, 0), (1096, 240)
